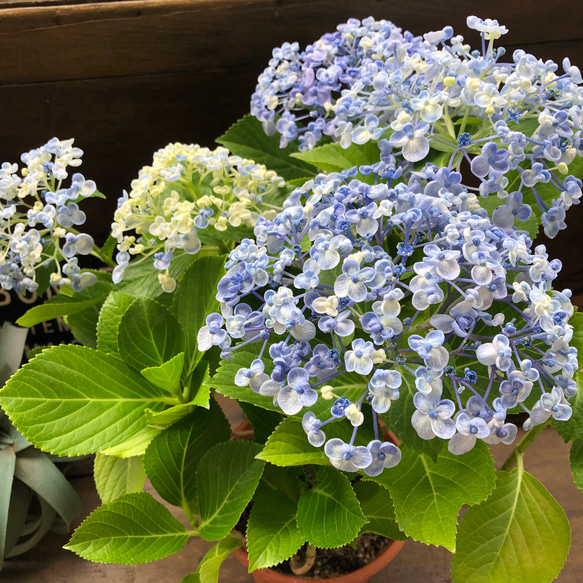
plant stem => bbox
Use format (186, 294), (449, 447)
(182, 499), (199, 530)
(500, 421), (549, 472)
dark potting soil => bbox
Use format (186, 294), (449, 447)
(272, 534), (391, 579)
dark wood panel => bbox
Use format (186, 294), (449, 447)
(0, 0), (582, 83)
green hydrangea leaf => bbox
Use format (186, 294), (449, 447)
(238, 402), (284, 444)
(64, 492), (190, 564)
(97, 291), (136, 355)
(217, 115), (316, 182)
(0, 345), (168, 456)
(383, 370), (444, 460)
(143, 402), (231, 509)
(553, 369), (583, 442)
(296, 466), (367, 549)
(182, 535), (242, 583)
(101, 425), (161, 458)
(353, 480), (406, 541)
(370, 441), (495, 551)
(247, 485), (305, 570)
(570, 439), (583, 493)
(144, 403), (196, 428)
(16, 281), (112, 327)
(118, 297), (185, 372)
(94, 454), (146, 504)
(170, 255), (226, 376)
(197, 440), (265, 541)
(452, 469), (571, 583)
(140, 352), (185, 394)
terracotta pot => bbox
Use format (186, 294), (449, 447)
(233, 539), (406, 583)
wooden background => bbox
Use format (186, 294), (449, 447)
(0, 0), (583, 289)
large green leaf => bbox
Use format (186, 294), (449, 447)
(65, 492), (190, 564)
(65, 297), (104, 349)
(554, 370), (583, 442)
(101, 425), (161, 458)
(97, 292), (136, 355)
(140, 352), (185, 394)
(94, 454), (146, 504)
(370, 441), (495, 551)
(143, 402), (231, 509)
(247, 485), (305, 570)
(216, 115), (316, 182)
(292, 141), (381, 177)
(170, 255), (226, 376)
(117, 250), (196, 298)
(452, 468), (571, 583)
(383, 370), (444, 460)
(570, 439), (583, 493)
(0, 345), (168, 456)
(353, 480), (406, 541)
(145, 403), (196, 428)
(197, 440), (265, 541)
(16, 281), (112, 327)
(182, 535), (242, 583)
(296, 466), (367, 549)
(118, 297), (185, 372)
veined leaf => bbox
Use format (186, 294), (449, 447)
(170, 255), (226, 376)
(353, 480), (406, 541)
(247, 485), (305, 570)
(96, 291), (136, 355)
(101, 425), (161, 458)
(94, 454), (146, 504)
(143, 402), (231, 509)
(570, 439), (583, 493)
(197, 441), (265, 541)
(0, 345), (168, 456)
(217, 115), (316, 182)
(65, 492), (190, 564)
(118, 297), (185, 372)
(452, 469), (570, 583)
(296, 466), (366, 549)
(182, 535), (242, 583)
(370, 441), (495, 551)
(554, 370), (583, 442)
(145, 404), (196, 428)
(141, 352), (185, 394)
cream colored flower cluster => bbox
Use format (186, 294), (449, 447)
(111, 143), (285, 292)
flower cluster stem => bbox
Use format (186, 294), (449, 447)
(500, 421), (549, 472)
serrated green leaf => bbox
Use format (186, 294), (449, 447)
(97, 292), (136, 355)
(0, 345), (168, 456)
(143, 402), (231, 509)
(217, 115), (316, 181)
(94, 454), (146, 504)
(452, 469), (571, 583)
(570, 439), (583, 493)
(257, 416), (374, 467)
(118, 297), (185, 372)
(371, 441), (495, 551)
(182, 535), (242, 583)
(353, 480), (406, 541)
(554, 370), (583, 442)
(296, 466), (367, 548)
(247, 486), (305, 570)
(64, 492), (190, 564)
(65, 298), (103, 348)
(292, 141), (381, 181)
(383, 370), (444, 460)
(260, 464), (305, 503)
(101, 425), (162, 458)
(16, 281), (112, 327)
(141, 352), (185, 394)
(238, 402), (284, 444)
(145, 403), (196, 428)
(117, 250), (196, 298)
(187, 358), (211, 409)
(171, 256), (226, 376)
(197, 441), (265, 541)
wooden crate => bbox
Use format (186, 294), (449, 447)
(0, 0), (582, 288)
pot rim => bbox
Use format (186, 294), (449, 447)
(233, 537), (406, 583)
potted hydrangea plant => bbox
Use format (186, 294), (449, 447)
(1, 14), (583, 583)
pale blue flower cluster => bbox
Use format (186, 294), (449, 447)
(251, 16), (583, 239)
(0, 138), (98, 293)
(198, 145), (577, 473)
